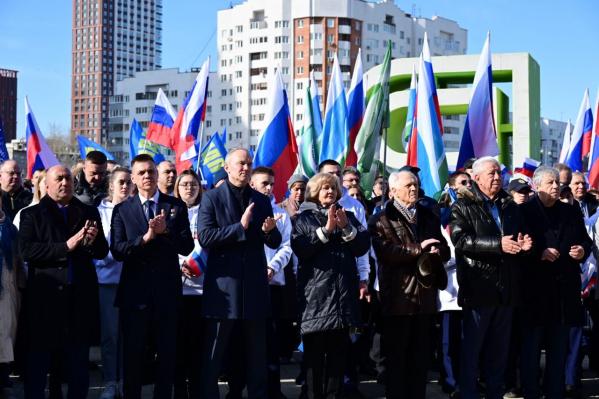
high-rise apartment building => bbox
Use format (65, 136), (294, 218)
(211, 0), (467, 151)
(0, 68), (18, 143)
(71, 0), (162, 145)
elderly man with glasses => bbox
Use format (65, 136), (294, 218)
(0, 160), (32, 221)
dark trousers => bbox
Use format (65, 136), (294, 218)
(368, 292), (386, 379)
(175, 295), (204, 399)
(200, 319), (267, 399)
(24, 340), (89, 399)
(121, 301), (178, 399)
(460, 306), (512, 399)
(382, 314), (432, 399)
(564, 326), (583, 387)
(98, 284), (121, 384)
(303, 328), (348, 399)
(439, 311), (462, 393)
(506, 310), (522, 391)
(521, 324), (569, 399)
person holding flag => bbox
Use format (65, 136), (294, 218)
(172, 169), (205, 399)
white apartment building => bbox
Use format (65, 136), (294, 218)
(211, 0), (467, 151)
(107, 67), (219, 164)
(540, 117), (567, 166)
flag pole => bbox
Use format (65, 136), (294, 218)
(195, 121), (206, 183)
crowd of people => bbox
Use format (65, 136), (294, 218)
(0, 149), (598, 399)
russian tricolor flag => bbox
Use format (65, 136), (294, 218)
(457, 32), (499, 169)
(565, 89), (593, 172)
(254, 69), (298, 201)
(587, 91), (599, 188)
(25, 97), (59, 179)
(146, 88), (177, 148)
(422, 32), (444, 136)
(319, 55), (349, 165)
(169, 58), (210, 172)
(345, 49), (364, 167)
(185, 243), (208, 277)
(411, 52), (448, 197)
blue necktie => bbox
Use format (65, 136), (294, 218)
(145, 200), (155, 221)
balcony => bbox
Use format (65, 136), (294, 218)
(312, 71), (323, 80)
(250, 20), (267, 29)
(337, 40), (351, 50)
(310, 24), (323, 34)
(310, 54), (323, 64)
(338, 25), (351, 35)
(339, 56), (351, 66)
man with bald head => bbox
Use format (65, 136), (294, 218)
(19, 165), (109, 399)
(0, 160), (32, 220)
(198, 148), (282, 398)
(157, 160), (177, 196)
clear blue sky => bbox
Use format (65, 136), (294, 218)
(0, 0), (597, 138)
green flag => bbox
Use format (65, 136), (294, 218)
(298, 86), (319, 177)
(354, 41), (392, 177)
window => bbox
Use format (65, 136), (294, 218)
(297, 19), (304, 28)
(235, 131), (242, 139)
(221, 89), (227, 96)
(221, 104), (227, 111)
(235, 86), (243, 93)
(327, 18), (335, 28)
(281, 67), (289, 75)
(296, 97), (303, 105)
(400, 31), (405, 39)
(297, 35), (304, 44)
(327, 34), (334, 44)
(235, 116), (242, 124)
(220, 119), (226, 127)
(236, 25), (243, 33)
(296, 66), (304, 74)
(297, 51), (304, 59)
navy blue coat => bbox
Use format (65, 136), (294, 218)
(110, 192), (194, 310)
(197, 182), (282, 320)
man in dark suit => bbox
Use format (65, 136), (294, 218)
(197, 148), (282, 399)
(19, 165), (109, 399)
(110, 154), (194, 399)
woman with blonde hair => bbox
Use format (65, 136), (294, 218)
(291, 172), (370, 398)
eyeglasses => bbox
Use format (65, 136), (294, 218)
(178, 183), (199, 188)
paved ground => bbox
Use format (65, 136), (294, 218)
(7, 348), (599, 398)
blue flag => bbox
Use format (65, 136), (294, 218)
(220, 127), (227, 144)
(77, 135), (115, 161)
(129, 118), (165, 164)
(199, 133), (227, 187)
(0, 116), (9, 162)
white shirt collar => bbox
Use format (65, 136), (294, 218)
(138, 189), (160, 205)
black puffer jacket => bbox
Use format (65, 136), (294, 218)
(74, 169), (107, 207)
(449, 184), (528, 308)
(291, 201), (370, 335)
